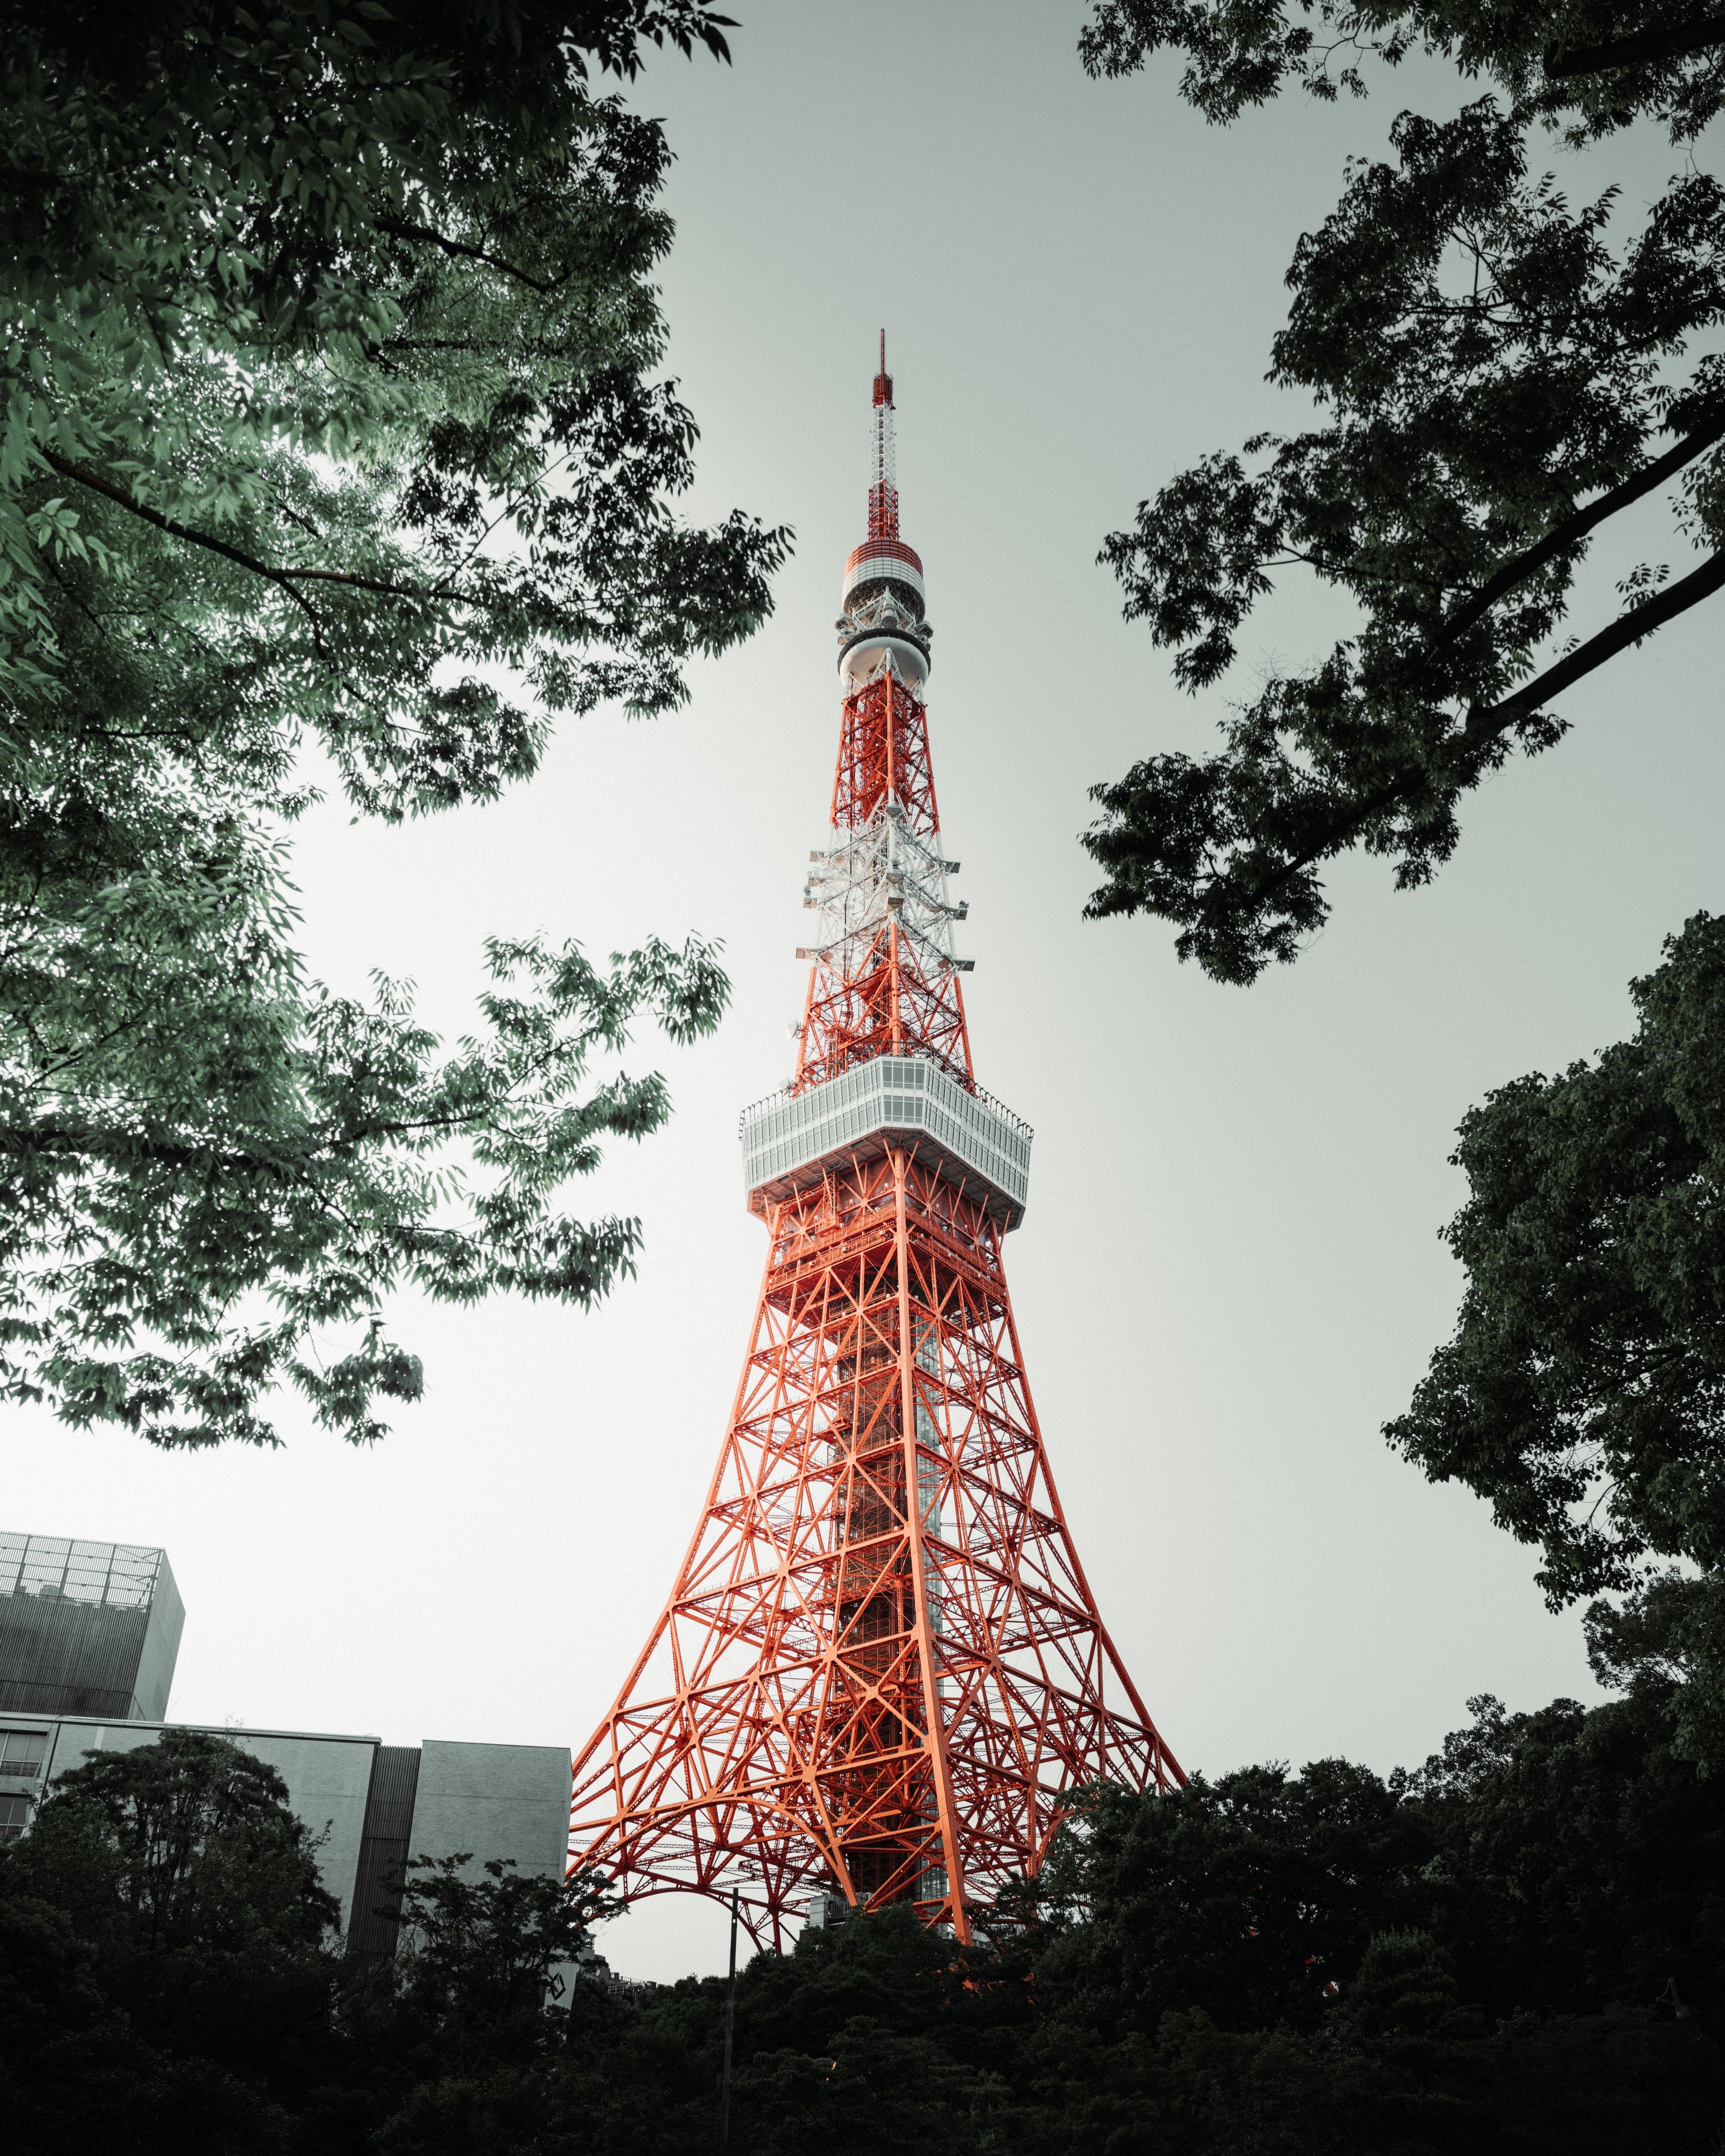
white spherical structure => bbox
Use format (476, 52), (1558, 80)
(838, 632), (931, 689)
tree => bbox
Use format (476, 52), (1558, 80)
(1080, 1), (1725, 138)
(3, 1712), (1721, 2154)
(5, 1728), (338, 1953)
(1387, 914), (1725, 1766)
(1008, 1711), (1724, 2155)
(0, 1892), (205, 2156)
(378, 1904), (1010, 2156)
(0, 0), (790, 1444)
(1585, 1566), (1725, 1771)
(391, 1855), (615, 2070)
(0, 1730), (340, 2144)
(1076, 0), (1725, 982)
(1404, 1688), (1725, 2017)
(1030, 1761), (1437, 2038)
(731, 2022), (1007, 2156)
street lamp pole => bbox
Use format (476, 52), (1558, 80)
(720, 1889), (740, 2145)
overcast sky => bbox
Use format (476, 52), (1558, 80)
(9, 4), (1721, 1982)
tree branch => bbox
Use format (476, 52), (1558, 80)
(1426, 418), (1725, 657)
(38, 452), (429, 656)
(372, 216), (568, 296)
(1545, 13), (1725, 78)
(40, 450), (331, 656)
(1230, 547), (1725, 923)
(1474, 543), (1725, 728)
(0, 1120), (307, 1178)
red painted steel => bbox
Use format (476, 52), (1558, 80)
(844, 538), (924, 578)
(569, 353), (1182, 1951)
(868, 326), (899, 540)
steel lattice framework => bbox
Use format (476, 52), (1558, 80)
(569, 342), (1182, 1950)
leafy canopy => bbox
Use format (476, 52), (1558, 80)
(0, 0), (790, 1445)
(1388, 913), (1725, 1766)
(393, 1853), (617, 2070)
(1082, 0), (1725, 139)
(5, 1727), (340, 1954)
(1079, 0), (1725, 1788)
(3, 1705), (1723, 2153)
(1077, 0), (1725, 980)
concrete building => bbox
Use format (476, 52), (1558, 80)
(0, 1528), (570, 1958)
(0, 1533), (185, 1721)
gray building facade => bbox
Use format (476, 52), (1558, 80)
(0, 1711), (570, 1950)
(0, 1527), (571, 1957)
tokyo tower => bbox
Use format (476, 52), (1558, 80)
(569, 340), (1182, 1948)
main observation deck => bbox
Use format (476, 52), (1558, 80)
(741, 1055), (1032, 1231)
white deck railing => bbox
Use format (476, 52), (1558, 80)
(740, 1055), (1032, 1228)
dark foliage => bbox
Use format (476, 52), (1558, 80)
(1029, 1757), (1436, 2037)
(2, 1715), (1720, 2153)
(1081, 0), (1725, 139)
(390, 1853), (618, 2072)
(1389, 915), (1725, 1768)
(1077, 1), (1725, 981)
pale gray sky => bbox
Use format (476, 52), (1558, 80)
(9, 3), (1721, 1981)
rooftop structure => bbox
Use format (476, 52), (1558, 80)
(0, 1532), (184, 1722)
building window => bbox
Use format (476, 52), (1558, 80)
(0, 1794), (33, 1844)
(0, 1730), (46, 1776)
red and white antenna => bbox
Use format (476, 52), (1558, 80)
(868, 327), (898, 539)
(841, 332), (929, 690)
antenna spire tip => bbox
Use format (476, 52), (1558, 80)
(872, 328), (893, 410)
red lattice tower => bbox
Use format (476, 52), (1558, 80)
(569, 340), (1182, 1949)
